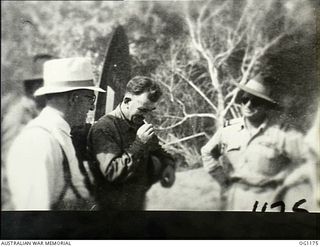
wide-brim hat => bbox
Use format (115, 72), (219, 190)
(34, 57), (106, 96)
(237, 74), (277, 104)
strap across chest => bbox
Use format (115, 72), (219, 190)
(26, 125), (85, 209)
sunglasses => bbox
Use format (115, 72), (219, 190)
(241, 96), (266, 107)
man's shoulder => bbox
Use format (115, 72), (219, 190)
(217, 118), (244, 141)
(222, 118), (244, 134)
(24, 118), (66, 140)
(223, 117), (243, 127)
(91, 111), (119, 131)
(10, 122), (57, 150)
(267, 118), (302, 134)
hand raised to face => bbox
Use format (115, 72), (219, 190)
(136, 123), (155, 144)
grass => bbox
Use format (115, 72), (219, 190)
(145, 167), (222, 210)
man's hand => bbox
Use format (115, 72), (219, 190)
(160, 165), (175, 188)
(137, 123), (154, 144)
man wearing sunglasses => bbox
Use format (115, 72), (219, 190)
(201, 74), (316, 211)
(88, 76), (176, 210)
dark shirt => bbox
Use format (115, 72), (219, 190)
(88, 105), (175, 210)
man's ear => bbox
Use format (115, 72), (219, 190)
(68, 92), (77, 106)
(123, 94), (132, 104)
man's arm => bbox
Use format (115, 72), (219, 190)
(201, 129), (229, 185)
(201, 129), (222, 173)
(88, 124), (146, 183)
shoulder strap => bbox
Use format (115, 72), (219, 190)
(51, 147), (84, 209)
(60, 147), (84, 198)
(25, 125), (85, 208)
(224, 118), (242, 127)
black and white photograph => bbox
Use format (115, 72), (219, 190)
(1, 0), (319, 240)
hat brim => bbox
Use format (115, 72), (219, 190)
(34, 86), (106, 96)
(237, 84), (277, 104)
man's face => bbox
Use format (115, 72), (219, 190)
(125, 92), (156, 126)
(240, 92), (269, 122)
(70, 90), (96, 126)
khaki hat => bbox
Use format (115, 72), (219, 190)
(34, 57), (106, 96)
(237, 74), (277, 104)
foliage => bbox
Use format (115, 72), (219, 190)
(1, 0), (317, 169)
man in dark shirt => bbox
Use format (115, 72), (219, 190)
(88, 76), (176, 210)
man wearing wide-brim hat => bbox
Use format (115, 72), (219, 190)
(6, 57), (105, 210)
(201, 73), (317, 212)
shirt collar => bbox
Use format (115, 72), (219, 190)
(39, 106), (71, 136)
(237, 117), (245, 131)
(243, 117), (269, 133)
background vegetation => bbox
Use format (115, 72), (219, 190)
(1, 0), (318, 171)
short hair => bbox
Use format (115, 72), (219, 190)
(125, 76), (162, 102)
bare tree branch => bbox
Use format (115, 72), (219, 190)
(164, 132), (206, 146)
(222, 87), (240, 117)
(174, 70), (217, 112)
(155, 114), (184, 120)
(157, 112), (216, 131)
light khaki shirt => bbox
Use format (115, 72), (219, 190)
(201, 117), (316, 211)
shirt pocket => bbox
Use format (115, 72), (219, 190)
(223, 142), (241, 153)
(253, 142), (284, 175)
(225, 144), (241, 152)
(224, 143), (241, 168)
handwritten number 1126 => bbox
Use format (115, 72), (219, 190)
(252, 199), (308, 212)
